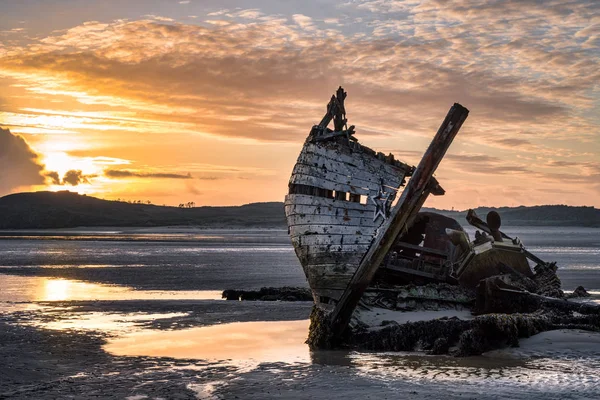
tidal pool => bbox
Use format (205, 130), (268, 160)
(105, 319), (311, 364)
(103, 319), (600, 395)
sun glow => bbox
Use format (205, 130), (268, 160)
(43, 279), (71, 301)
(42, 151), (93, 176)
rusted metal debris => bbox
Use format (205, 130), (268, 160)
(284, 87), (597, 349)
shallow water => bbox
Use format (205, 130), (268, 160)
(102, 319), (600, 396)
(41, 311), (192, 332)
(105, 320), (311, 365)
(0, 275), (222, 304)
(0, 227), (598, 291)
(0, 229), (304, 291)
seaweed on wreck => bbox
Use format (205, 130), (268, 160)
(456, 313), (552, 356)
(307, 306), (336, 350)
(308, 289), (600, 356)
(351, 311), (599, 356)
(222, 287), (313, 301)
(347, 317), (471, 354)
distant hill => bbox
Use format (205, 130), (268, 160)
(423, 205), (600, 228)
(0, 191), (285, 229)
(0, 191), (598, 229)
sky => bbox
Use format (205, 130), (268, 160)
(0, 0), (599, 209)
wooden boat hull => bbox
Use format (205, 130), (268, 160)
(285, 140), (410, 305)
(285, 88), (468, 336)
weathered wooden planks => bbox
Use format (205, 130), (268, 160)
(285, 204), (372, 220)
(329, 103), (470, 339)
(287, 86), (424, 308)
(286, 214), (380, 228)
(296, 243), (372, 256)
(290, 173), (370, 197)
(307, 274), (357, 291)
(296, 151), (405, 188)
(285, 207), (372, 223)
(296, 248), (368, 266)
(314, 126), (356, 142)
(291, 234), (374, 247)
(292, 163), (400, 194)
(285, 194), (374, 212)
(303, 143), (408, 181)
(287, 224), (378, 237)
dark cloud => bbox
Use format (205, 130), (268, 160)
(492, 138), (533, 148)
(105, 169), (192, 179)
(45, 171), (61, 185)
(0, 126), (45, 195)
(0, 127), (93, 192)
(547, 160), (581, 168)
(62, 170), (91, 186)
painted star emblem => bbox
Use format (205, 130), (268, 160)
(370, 189), (392, 222)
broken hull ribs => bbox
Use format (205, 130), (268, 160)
(285, 139), (411, 306)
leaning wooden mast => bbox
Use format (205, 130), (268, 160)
(329, 103), (470, 339)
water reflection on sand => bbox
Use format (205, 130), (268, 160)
(105, 320), (311, 365)
(103, 318), (600, 392)
(0, 274), (222, 304)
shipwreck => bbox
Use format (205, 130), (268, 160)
(285, 87), (599, 354)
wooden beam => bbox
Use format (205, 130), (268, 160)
(318, 95), (336, 128)
(394, 242), (449, 258)
(317, 86), (347, 131)
(313, 126), (355, 142)
(328, 103), (469, 339)
(383, 264), (444, 280)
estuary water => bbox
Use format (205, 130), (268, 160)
(0, 226), (599, 399)
(0, 226), (598, 293)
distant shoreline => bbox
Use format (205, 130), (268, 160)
(0, 225), (598, 234)
(1, 191), (599, 229)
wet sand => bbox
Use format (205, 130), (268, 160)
(3, 302), (600, 400)
(485, 329), (600, 359)
(1, 227), (599, 399)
